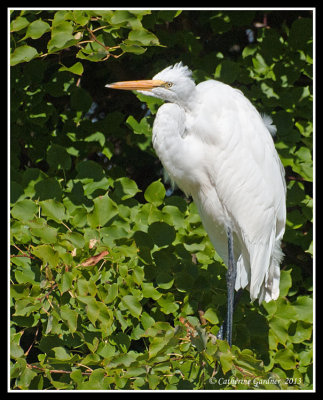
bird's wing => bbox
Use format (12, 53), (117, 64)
(152, 102), (206, 197)
(193, 81), (286, 300)
(194, 80), (286, 242)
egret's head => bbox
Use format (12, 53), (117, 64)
(106, 62), (196, 108)
(148, 62), (196, 104)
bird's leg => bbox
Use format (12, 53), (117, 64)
(225, 226), (237, 346)
(217, 288), (243, 342)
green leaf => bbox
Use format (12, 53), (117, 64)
(113, 177), (141, 201)
(121, 295), (142, 319)
(11, 16), (30, 32)
(299, 348), (312, 367)
(76, 47), (109, 62)
(40, 199), (66, 223)
(11, 45), (38, 66)
(190, 324), (209, 352)
(289, 18), (313, 50)
(112, 332), (131, 353)
(133, 266), (145, 285)
(134, 231), (154, 250)
(58, 271), (73, 293)
(148, 221), (176, 247)
(148, 327), (175, 359)
(59, 61), (84, 76)
(135, 93), (163, 114)
(290, 321), (312, 343)
(161, 205), (185, 229)
(60, 305), (78, 333)
(77, 296), (100, 325)
(47, 21), (76, 52)
(293, 296), (313, 323)
(87, 194), (118, 228)
(242, 45), (257, 58)
(128, 29), (159, 46)
(13, 297), (41, 317)
(106, 352), (138, 368)
(144, 180), (166, 206)
(148, 336), (168, 359)
(141, 282), (162, 300)
(11, 199), (38, 221)
(23, 19), (50, 40)
(210, 14), (231, 34)
(252, 53), (269, 74)
(10, 332), (24, 359)
(203, 308), (219, 324)
(129, 10), (151, 18)
(275, 348), (296, 370)
(103, 283), (118, 304)
(279, 269), (292, 297)
(72, 10), (91, 26)
(157, 293), (179, 314)
(110, 10), (133, 25)
(97, 302), (114, 329)
(14, 263), (36, 284)
(76, 160), (105, 181)
(29, 219), (57, 244)
(63, 232), (84, 249)
(32, 244), (59, 267)
(70, 87), (92, 112)
(141, 312), (155, 330)
(126, 115), (152, 135)
(47, 143), (72, 171)
(216, 340), (233, 374)
(52, 346), (71, 361)
(34, 177), (62, 201)
(217, 60), (240, 84)
(157, 270), (174, 290)
(269, 315), (289, 344)
(120, 41), (146, 55)
(15, 365), (37, 389)
(295, 146), (312, 163)
(87, 368), (107, 390)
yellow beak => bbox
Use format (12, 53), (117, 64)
(105, 79), (166, 91)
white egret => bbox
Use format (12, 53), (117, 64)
(106, 62), (286, 346)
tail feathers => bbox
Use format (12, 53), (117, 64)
(235, 253), (250, 291)
(251, 240), (283, 303)
(261, 113), (277, 137)
(244, 222), (284, 303)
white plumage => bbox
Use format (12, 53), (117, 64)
(106, 62), (286, 304)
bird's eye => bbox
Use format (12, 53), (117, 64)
(164, 82), (173, 89)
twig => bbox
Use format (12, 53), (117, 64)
(24, 324), (40, 357)
(287, 175), (306, 182)
(10, 254), (34, 259)
(86, 27), (109, 51)
(11, 244), (34, 259)
(92, 25), (108, 33)
(61, 221), (72, 232)
(86, 27), (122, 57)
(27, 364), (92, 376)
(37, 283), (58, 302)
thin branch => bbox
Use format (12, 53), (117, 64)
(86, 27), (121, 55)
(61, 221), (72, 232)
(24, 324), (40, 357)
(86, 27), (109, 51)
(92, 25), (109, 33)
(37, 283), (58, 302)
(11, 244), (34, 259)
(27, 364), (92, 376)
